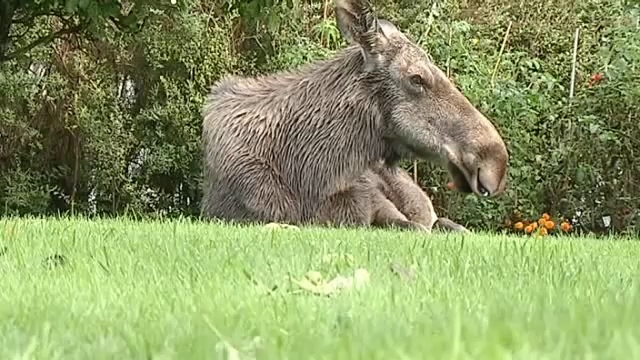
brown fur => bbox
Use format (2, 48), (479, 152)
(200, 0), (509, 229)
(365, 162), (469, 232)
(371, 163), (437, 225)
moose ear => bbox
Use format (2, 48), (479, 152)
(334, 0), (382, 53)
(377, 19), (399, 38)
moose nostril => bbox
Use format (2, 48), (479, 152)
(476, 173), (489, 197)
(478, 184), (489, 196)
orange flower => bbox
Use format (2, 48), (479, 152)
(539, 227), (548, 236)
(538, 218), (546, 226)
(514, 222), (524, 231)
(560, 222), (572, 232)
(544, 220), (555, 230)
(530, 222), (538, 230)
(542, 213), (551, 221)
(525, 225), (533, 234)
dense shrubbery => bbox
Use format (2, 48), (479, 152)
(0, 0), (638, 235)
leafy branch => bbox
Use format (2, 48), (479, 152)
(0, 0), (155, 62)
(0, 22), (85, 62)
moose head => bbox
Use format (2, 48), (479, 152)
(335, 0), (509, 197)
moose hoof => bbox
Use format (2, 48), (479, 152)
(386, 220), (430, 233)
(434, 218), (470, 233)
(405, 221), (431, 233)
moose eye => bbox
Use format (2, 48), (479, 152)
(409, 74), (425, 88)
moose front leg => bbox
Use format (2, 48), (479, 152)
(369, 186), (467, 234)
(370, 164), (469, 233)
(398, 188), (469, 234)
(313, 180), (427, 232)
(370, 193), (430, 232)
(432, 217), (470, 233)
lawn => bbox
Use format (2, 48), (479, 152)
(0, 217), (639, 359)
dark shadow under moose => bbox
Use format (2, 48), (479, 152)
(200, 0), (509, 233)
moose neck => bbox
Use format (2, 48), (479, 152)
(270, 46), (392, 203)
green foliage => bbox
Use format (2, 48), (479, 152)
(0, 0), (638, 235)
(0, 0), (159, 61)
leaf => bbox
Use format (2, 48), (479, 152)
(266, 10), (281, 34)
(98, 1), (122, 17)
(64, 0), (79, 14)
(290, 268), (370, 296)
(77, 0), (92, 10)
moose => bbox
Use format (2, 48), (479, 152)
(200, 0), (509, 232)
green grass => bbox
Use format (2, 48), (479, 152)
(0, 217), (639, 359)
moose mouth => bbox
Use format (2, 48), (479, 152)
(447, 161), (490, 197)
(387, 140), (490, 197)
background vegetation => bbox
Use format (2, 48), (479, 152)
(1, 0), (638, 235)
